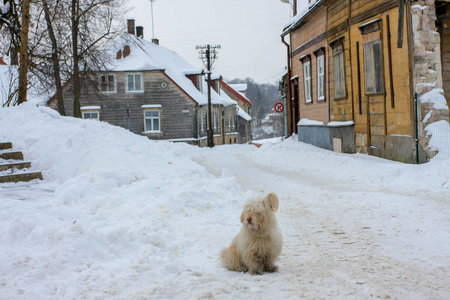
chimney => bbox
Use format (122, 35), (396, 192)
(136, 26), (144, 38)
(123, 45), (131, 58)
(127, 19), (135, 35)
(151, 38), (159, 45)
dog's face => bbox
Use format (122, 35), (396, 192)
(240, 193), (279, 237)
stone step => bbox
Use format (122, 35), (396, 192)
(0, 151), (24, 160)
(0, 142), (13, 150)
(0, 171), (43, 184)
(0, 161), (32, 171)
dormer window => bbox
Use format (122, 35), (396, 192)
(186, 74), (203, 92)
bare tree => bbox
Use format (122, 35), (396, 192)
(17, 0), (30, 104)
(70, 0), (124, 118)
(0, 0), (20, 105)
(42, 0), (66, 115)
(1, 0), (124, 111)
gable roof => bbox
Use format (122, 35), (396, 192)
(220, 80), (252, 107)
(103, 33), (214, 105)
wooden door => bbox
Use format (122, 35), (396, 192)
(368, 95), (386, 150)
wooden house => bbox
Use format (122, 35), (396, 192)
(281, 0), (450, 163)
(221, 82), (252, 143)
(47, 21), (243, 147)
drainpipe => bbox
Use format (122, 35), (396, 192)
(281, 35), (292, 136)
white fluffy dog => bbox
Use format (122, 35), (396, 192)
(221, 192), (283, 275)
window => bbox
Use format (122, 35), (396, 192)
(126, 72), (143, 92)
(317, 54), (325, 101)
(360, 19), (384, 95)
(200, 107), (204, 132)
(142, 105), (161, 132)
(364, 39), (384, 94)
(82, 112), (99, 120)
(332, 43), (346, 99)
(225, 109), (234, 129)
(301, 56), (312, 104)
(100, 73), (116, 93)
(81, 106), (101, 120)
(214, 106), (219, 129)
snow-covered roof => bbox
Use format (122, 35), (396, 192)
(237, 107), (252, 121)
(221, 81), (251, 107)
(203, 80), (236, 107)
(282, 0), (326, 36)
(102, 33), (230, 106)
(229, 83), (247, 92)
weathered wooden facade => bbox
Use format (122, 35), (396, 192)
(48, 22), (247, 147)
(282, 0), (450, 163)
(221, 81), (252, 143)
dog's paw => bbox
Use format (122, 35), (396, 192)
(264, 265), (279, 273)
(249, 270), (263, 275)
(249, 266), (264, 275)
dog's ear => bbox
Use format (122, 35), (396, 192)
(263, 193), (279, 212)
(240, 210), (245, 224)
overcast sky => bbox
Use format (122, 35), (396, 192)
(126, 0), (301, 84)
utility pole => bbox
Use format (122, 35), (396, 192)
(196, 44), (220, 148)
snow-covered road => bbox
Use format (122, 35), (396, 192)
(194, 142), (450, 299)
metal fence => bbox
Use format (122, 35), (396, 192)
(427, 119), (450, 161)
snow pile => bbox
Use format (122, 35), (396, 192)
(419, 88), (449, 110)
(254, 136), (450, 193)
(0, 103), (248, 299)
(297, 118), (325, 126)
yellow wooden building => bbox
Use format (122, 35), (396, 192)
(281, 0), (450, 163)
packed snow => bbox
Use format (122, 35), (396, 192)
(0, 103), (449, 299)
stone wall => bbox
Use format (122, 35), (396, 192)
(411, 1), (450, 161)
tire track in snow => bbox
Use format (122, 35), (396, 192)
(194, 149), (450, 299)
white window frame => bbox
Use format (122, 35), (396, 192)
(200, 107), (205, 132)
(303, 60), (312, 104)
(317, 55), (325, 101)
(213, 106), (218, 129)
(99, 73), (116, 93)
(81, 106), (101, 120)
(142, 105), (162, 133)
(126, 72), (144, 93)
(197, 75), (203, 93)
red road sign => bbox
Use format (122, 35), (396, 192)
(274, 102), (284, 113)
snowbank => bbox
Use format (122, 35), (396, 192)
(0, 103), (249, 299)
